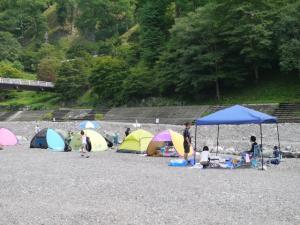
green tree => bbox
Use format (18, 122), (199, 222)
(122, 63), (155, 101)
(173, 0), (208, 17)
(0, 0), (47, 44)
(276, 1), (300, 78)
(55, 60), (89, 102)
(0, 32), (21, 61)
(76, 0), (135, 40)
(37, 57), (60, 81)
(36, 43), (64, 59)
(221, 0), (275, 82)
(138, 0), (171, 66)
(157, 3), (237, 100)
(89, 56), (128, 104)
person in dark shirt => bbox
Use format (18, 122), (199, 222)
(249, 136), (258, 154)
(241, 135), (258, 159)
(125, 128), (131, 137)
(183, 122), (192, 160)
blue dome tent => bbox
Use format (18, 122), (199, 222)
(30, 128), (68, 152)
(195, 105), (280, 170)
(46, 129), (66, 151)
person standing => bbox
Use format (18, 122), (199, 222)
(35, 124), (40, 134)
(80, 130), (89, 158)
(183, 122), (192, 161)
(125, 128), (131, 137)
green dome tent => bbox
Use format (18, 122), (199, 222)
(117, 129), (153, 154)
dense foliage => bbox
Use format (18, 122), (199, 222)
(0, 0), (299, 107)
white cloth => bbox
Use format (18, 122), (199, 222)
(81, 135), (87, 144)
(200, 151), (210, 162)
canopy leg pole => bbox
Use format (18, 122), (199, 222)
(260, 124), (264, 170)
(216, 125), (220, 156)
(276, 123), (281, 150)
(194, 125), (198, 164)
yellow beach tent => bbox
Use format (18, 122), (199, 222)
(118, 129), (153, 154)
(70, 129), (108, 152)
(146, 129), (193, 157)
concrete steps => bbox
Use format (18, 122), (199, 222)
(104, 106), (210, 125)
(1, 103), (299, 123)
(274, 103), (300, 123)
(209, 104), (278, 115)
(10, 111), (52, 121)
(0, 111), (17, 121)
(52, 109), (70, 121)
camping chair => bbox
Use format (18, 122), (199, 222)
(253, 145), (262, 158)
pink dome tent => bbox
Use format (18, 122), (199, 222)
(0, 128), (18, 146)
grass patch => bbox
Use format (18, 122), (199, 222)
(77, 90), (99, 107)
(0, 91), (58, 109)
(95, 114), (104, 120)
(197, 75), (300, 105)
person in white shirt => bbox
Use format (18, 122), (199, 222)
(35, 125), (40, 134)
(200, 146), (210, 168)
(80, 130), (89, 158)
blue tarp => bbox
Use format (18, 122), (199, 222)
(196, 105), (277, 125)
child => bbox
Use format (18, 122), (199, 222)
(273, 146), (281, 159)
(35, 124), (40, 134)
(200, 146), (210, 168)
(271, 146), (281, 165)
(80, 130), (89, 158)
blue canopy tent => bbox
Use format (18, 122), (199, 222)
(195, 105), (280, 170)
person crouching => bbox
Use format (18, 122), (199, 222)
(200, 146), (210, 168)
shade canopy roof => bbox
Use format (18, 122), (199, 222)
(196, 105), (277, 125)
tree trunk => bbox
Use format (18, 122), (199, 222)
(298, 60), (300, 79)
(216, 77), (220, 100)
(175, 4), (181, 17)
(254, 65), (259, 83)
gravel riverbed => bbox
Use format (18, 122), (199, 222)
(0, 121), (300, 225)
(0, 147), (300, 224)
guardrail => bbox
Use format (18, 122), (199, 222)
(0, 77), (54, 88)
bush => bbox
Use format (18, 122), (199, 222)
(0, 61), (29, 79)
(37, 57), (61, 81)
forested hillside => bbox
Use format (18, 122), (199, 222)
(0, 0), (299, 109)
